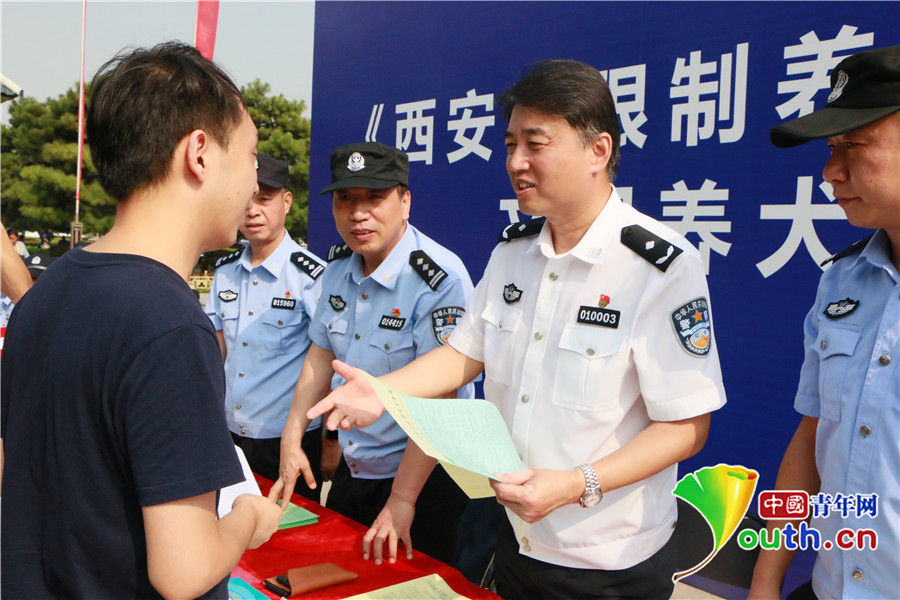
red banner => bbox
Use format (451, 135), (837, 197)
(194, 0), (219, 60)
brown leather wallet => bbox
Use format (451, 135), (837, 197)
(263, 562), (358, 597)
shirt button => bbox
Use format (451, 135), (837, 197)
(859, 425), (871, 437)
(361, 293), (368, 300)
(328, 323), (333, 330)
(354, 333), (361, 340)
(498, 320), (502, 328)
(821, 340), (827, 350)
(521, 395), (530, 404)
(277, 320), (283, 325)
(384, 343), (391, 350)
(348, 440), (354, 446)
(354, 470), (360, 475)
(236, 404), (242, 410)
(248, 310), (254, 316)
(242, 341), (248, 347)
(521, 537), (529, 544)
(252, 280), (258, 286)
(240, 430), (246, 435)
(239, 372), (244, 378)
(549, 272), (558, 281)
(852, 569), (864, 581)
(586, 348), (595, 356)
(534, 332), (543, 341)
(523, 544), (532, 552)
(220, 312), (225, 318)
(350, 463), (356, 468)
(879, 353), (891, 366)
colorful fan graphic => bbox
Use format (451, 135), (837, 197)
(672, 464), (759, 581)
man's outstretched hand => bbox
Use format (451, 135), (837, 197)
(306, 360), (386, 432)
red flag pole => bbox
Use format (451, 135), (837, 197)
(194, 0), (220, 61)
(72, 0), (87, 247)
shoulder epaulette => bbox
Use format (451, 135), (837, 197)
(214, 248), (243, 269)
(409, 250), (447, 291)
(820, 235), (873, 267)
(290, 249), (326, 280)
(327, 243), (353, 262)
(498, 217), (546, 243)
(620, 224), (683, 273)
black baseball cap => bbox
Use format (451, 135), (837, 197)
(320, 142), (409, 194)
(257, 153), (290, 189)
(770, 45), (900, 148)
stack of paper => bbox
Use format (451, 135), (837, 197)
(278, 502), (319, 529)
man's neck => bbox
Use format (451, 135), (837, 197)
(248, 230), (286, 267)
(547, 184), (612, 255)
(84, 191), (208, 281)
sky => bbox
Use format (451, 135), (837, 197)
(1, 0), (315, 124)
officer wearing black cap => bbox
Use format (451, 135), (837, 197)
(750, 45), (900, 600)
(205, 153), (327, 501)
(272, 141), (478, 568)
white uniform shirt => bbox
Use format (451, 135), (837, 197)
(450, 189), (726, 570)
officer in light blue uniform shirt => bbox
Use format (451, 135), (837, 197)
(750, 45), (900, 600)
(206, 153), (326, 501)
(273, 142), (482, 569)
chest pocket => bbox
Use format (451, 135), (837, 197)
(324, 316), (351, 358)
(260, 307), (307, 354)
(552, 323), (626, 412)
(218, 301), (240, 341)
(813, 323), (862, 422)
(481, 301), (523, 386)
(369, 328), (416, 373)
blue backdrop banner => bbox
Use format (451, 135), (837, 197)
(309, 0), (898, 555)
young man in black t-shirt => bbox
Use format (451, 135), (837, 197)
(0, 42), (282, 599)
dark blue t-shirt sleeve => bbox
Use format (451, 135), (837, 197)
(119, 323), (243, 506)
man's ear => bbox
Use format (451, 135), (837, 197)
(183, 129), (210, 184)
(589, 132), (613, 176)
(283, 189), (293, 214)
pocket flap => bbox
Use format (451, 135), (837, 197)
(558, 323), (625, 359)
(481, 302), (522, 332)
(814, 324), (862, 359)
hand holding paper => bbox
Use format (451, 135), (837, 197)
(306, 360), (385, 430)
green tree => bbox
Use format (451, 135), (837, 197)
(1, 80), (312, 240)
(242, 79), (312, 241)
(1, 85), (113, 234)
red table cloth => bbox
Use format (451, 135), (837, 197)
(234, 475), (500, 599)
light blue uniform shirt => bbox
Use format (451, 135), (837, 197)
(795, 229), (899, 600)
(206, 232), (325, 438)
(309, 224), (474, 479)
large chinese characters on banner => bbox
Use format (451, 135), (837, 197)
(308, 1), (898, 503)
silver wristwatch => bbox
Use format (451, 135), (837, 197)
(578, 464), (602, 508)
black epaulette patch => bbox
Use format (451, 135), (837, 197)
(327, 243), (353, 262)
(215, 249), (242, 269)
(498, 217), (546, 243)
(819, 235), (873, 267)
(621, 225), (683, 273)
(290, 249), (326, 280)
(409, 250), (447, 291)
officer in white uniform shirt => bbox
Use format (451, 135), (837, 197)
(304, 61), (727, 599)
(271, 142), (479, 569)
(206, 153), (326, 501)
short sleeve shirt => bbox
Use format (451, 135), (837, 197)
(449, 190), (726, 570)
(206, 233), (325, 438)
(1, 250), (242, 599)
(309, 224), (475, 479)
(794, 229), (899, 600)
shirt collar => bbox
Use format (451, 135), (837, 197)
(346, 223), (415, 290)
(533, 187), (623, 265)
(860, 229), (898, 281)
(239, 230), (293, 277)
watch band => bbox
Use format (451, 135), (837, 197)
(577, 464), (602, 508)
